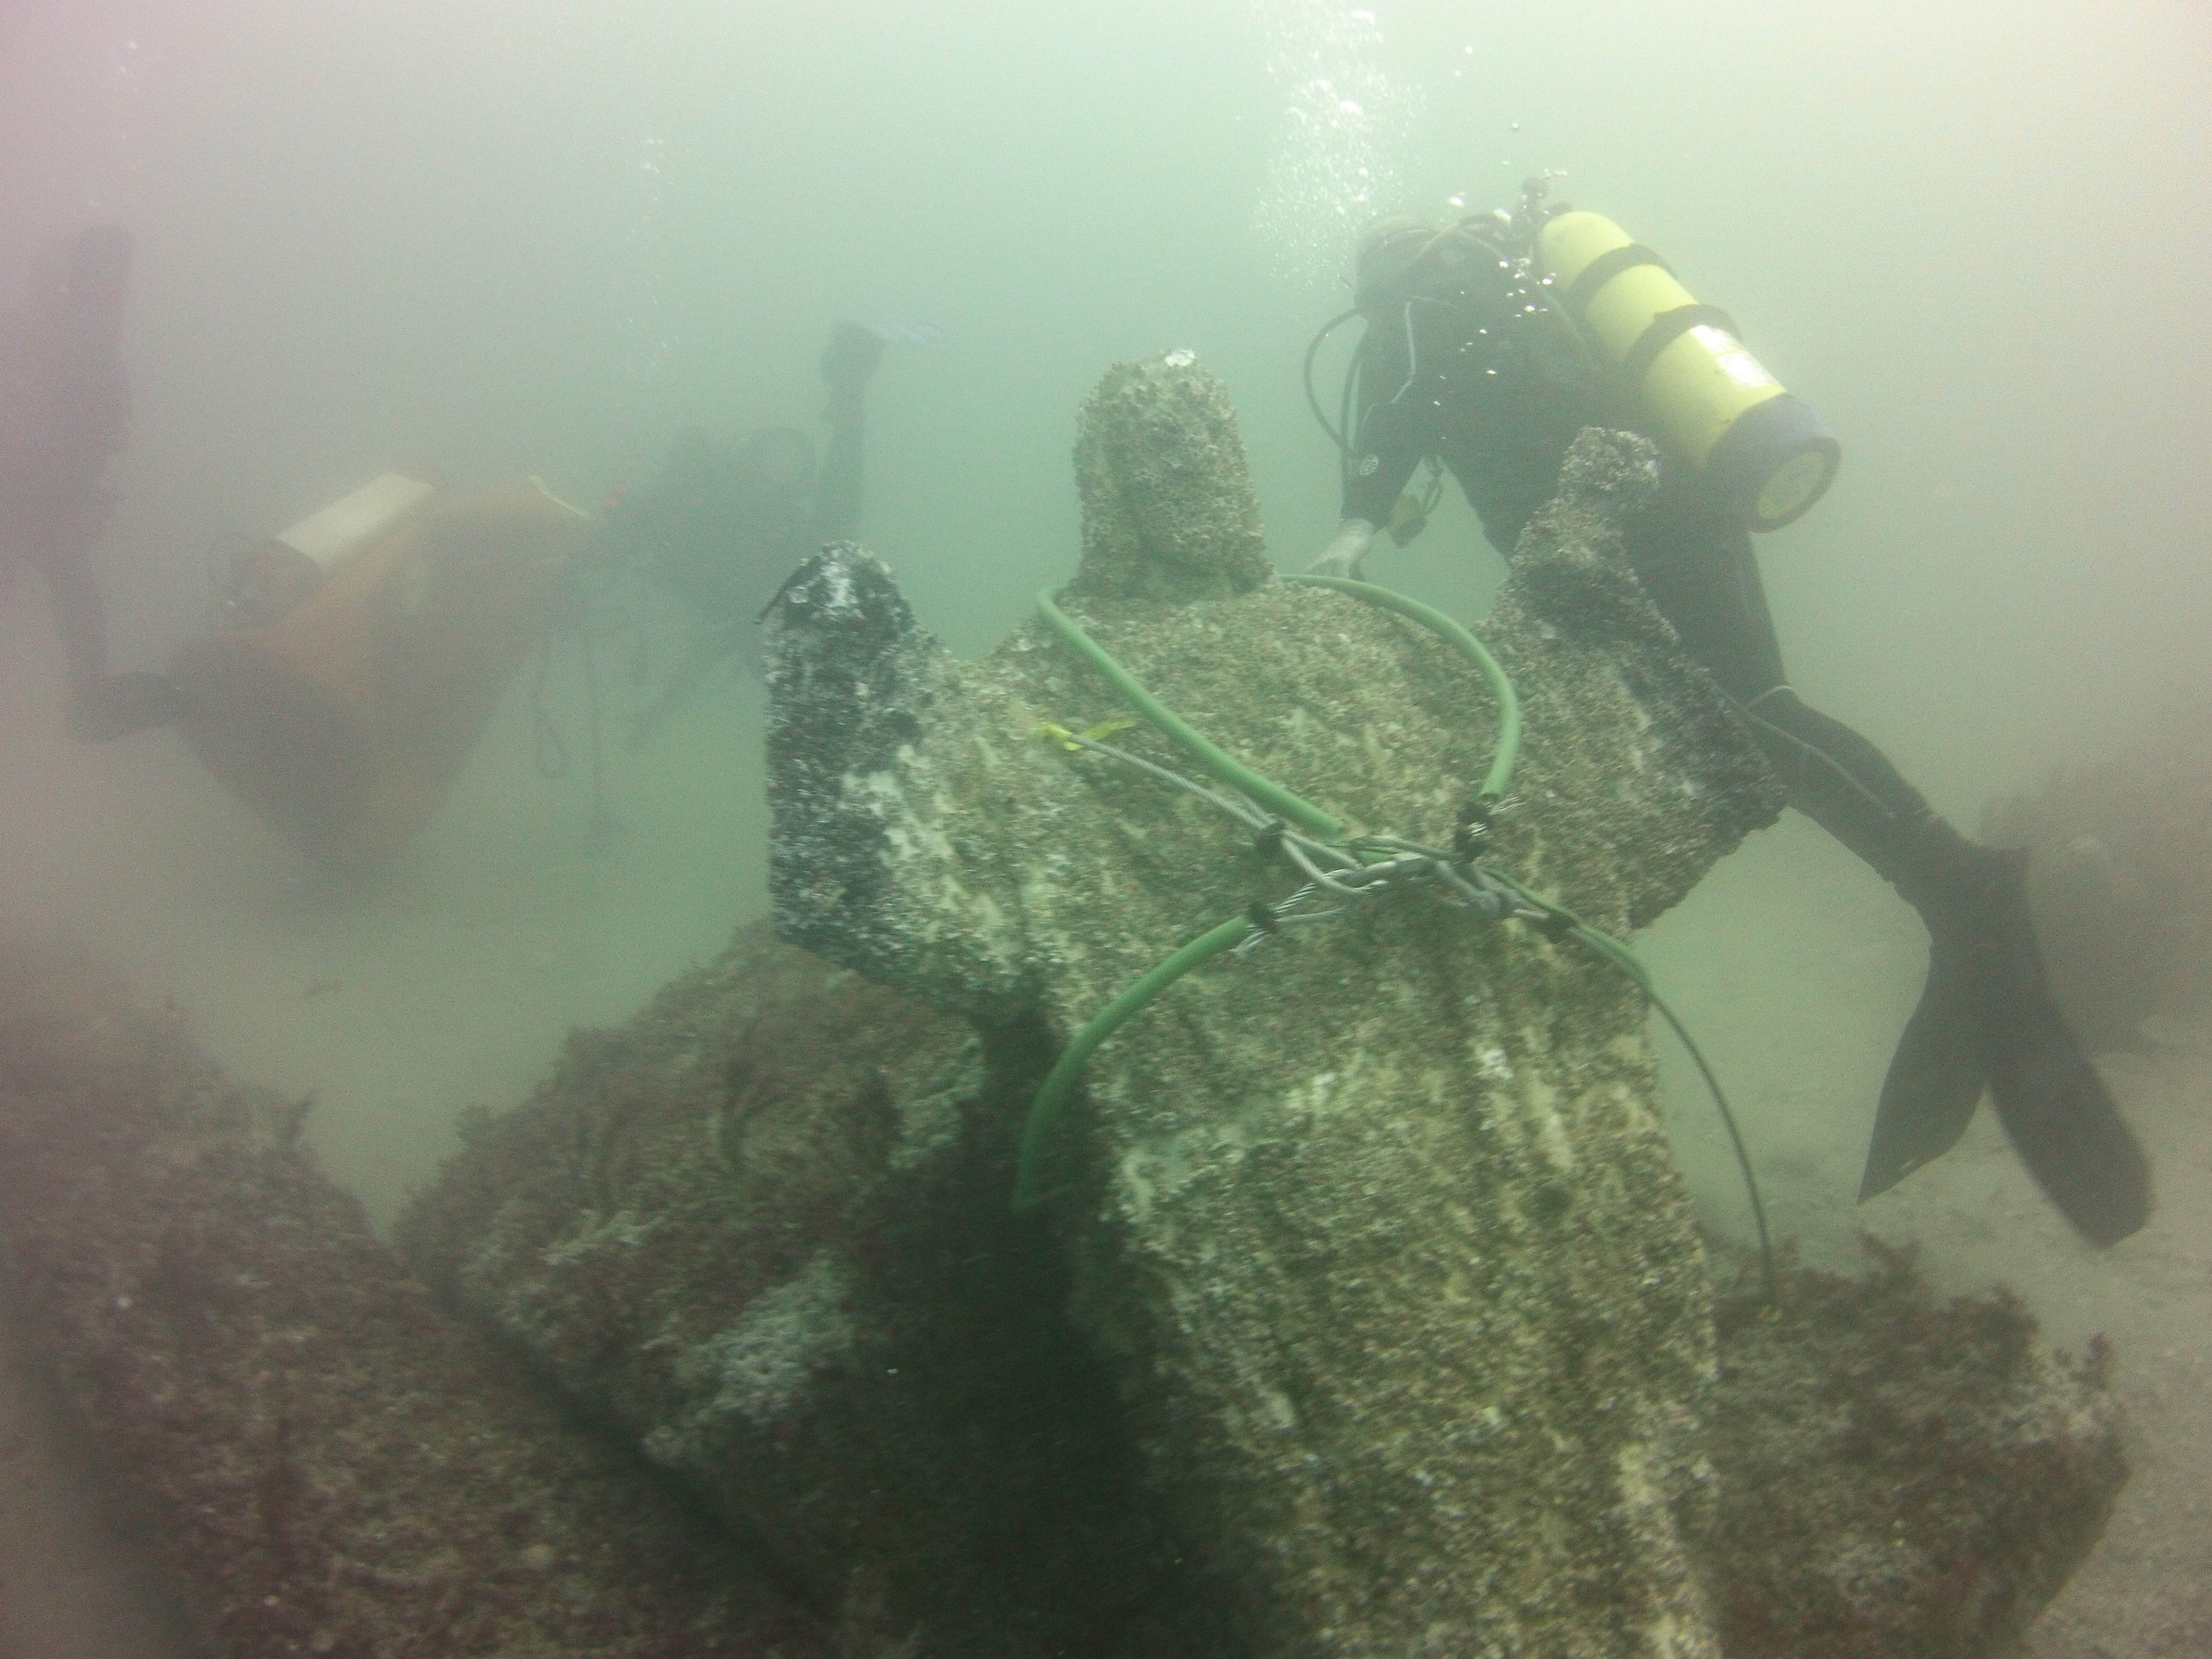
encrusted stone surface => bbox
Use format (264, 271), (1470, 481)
(0, 945), (825, 1659)
(399, 922), (1227, 1659)
(1708, 1244), (2127, 1659)
(763, 354), (1786, 1656)
(1066, 354), (1273, 603)
(0, 346), (2131, 1657)
(23, 913), (2118, 1659)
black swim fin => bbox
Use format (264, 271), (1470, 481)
(1974, 848), (2151, 1247)
(1863, 831), (2151, 1246)
(1859, 941), (1987, 1202)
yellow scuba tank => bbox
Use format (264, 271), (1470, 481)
(1536, 211), (1839, 531)
(171, 477), (583, 870)
(218, 468), (443, 627)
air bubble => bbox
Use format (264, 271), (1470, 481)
(1252, 0), (1425, 288)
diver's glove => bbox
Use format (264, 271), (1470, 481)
(1305, 518), (1378, 580)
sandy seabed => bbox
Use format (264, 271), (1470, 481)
(1646, 817), (2212, 1659)
(0, 604), (2204, 1657)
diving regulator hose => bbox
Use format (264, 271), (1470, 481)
(1017, 574), (1777, 1307)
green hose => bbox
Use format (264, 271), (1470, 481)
(1016, 578), (1771, 1306)
(1479, 870), (1778, 1306)
(1036, 589), (1344, 838)
(1282, 573), (1521, 803)
(1012, 912), (1256, 1212)
(1019, 576), (1524, 1214)
(1038, 575), (1523, 824)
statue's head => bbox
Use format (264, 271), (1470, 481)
(1069, 353), (1271, 604)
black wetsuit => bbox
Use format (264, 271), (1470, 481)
(1338, 261), (1935, 883)
(599, 395), (865, 672)
(590, 331), (878, 760)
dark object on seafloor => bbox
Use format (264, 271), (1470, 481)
(1985, 703), (2212, 1055)
(0, 945), (827, 1659)
(1707, 1239), (2126, 1659)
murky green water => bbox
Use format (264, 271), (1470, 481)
(3, 3), (2208, 1651)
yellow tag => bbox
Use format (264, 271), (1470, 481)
(1036, 715), (1139, 753)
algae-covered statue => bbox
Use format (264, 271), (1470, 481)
(379, 354), (2119, 1658)
(764, 353), (1785, 1656)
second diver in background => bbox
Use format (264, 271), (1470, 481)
(593, 320), (889, 748)
(1305, 180), (2150, 1246)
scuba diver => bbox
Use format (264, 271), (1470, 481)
(1303, 178), (2150, 1247)
(593, 319), (896, 748)
(0, 224), (186, 741)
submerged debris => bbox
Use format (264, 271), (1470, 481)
(1986, 699), (2212, 1051)
(1709, 1240), (2127, 1659)
(0, 942), (828, 1659)
(1, 348), (2134, 1659)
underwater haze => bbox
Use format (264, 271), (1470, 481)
(9, 0), (2209, 778)
(2, 0), (2210, 1651)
